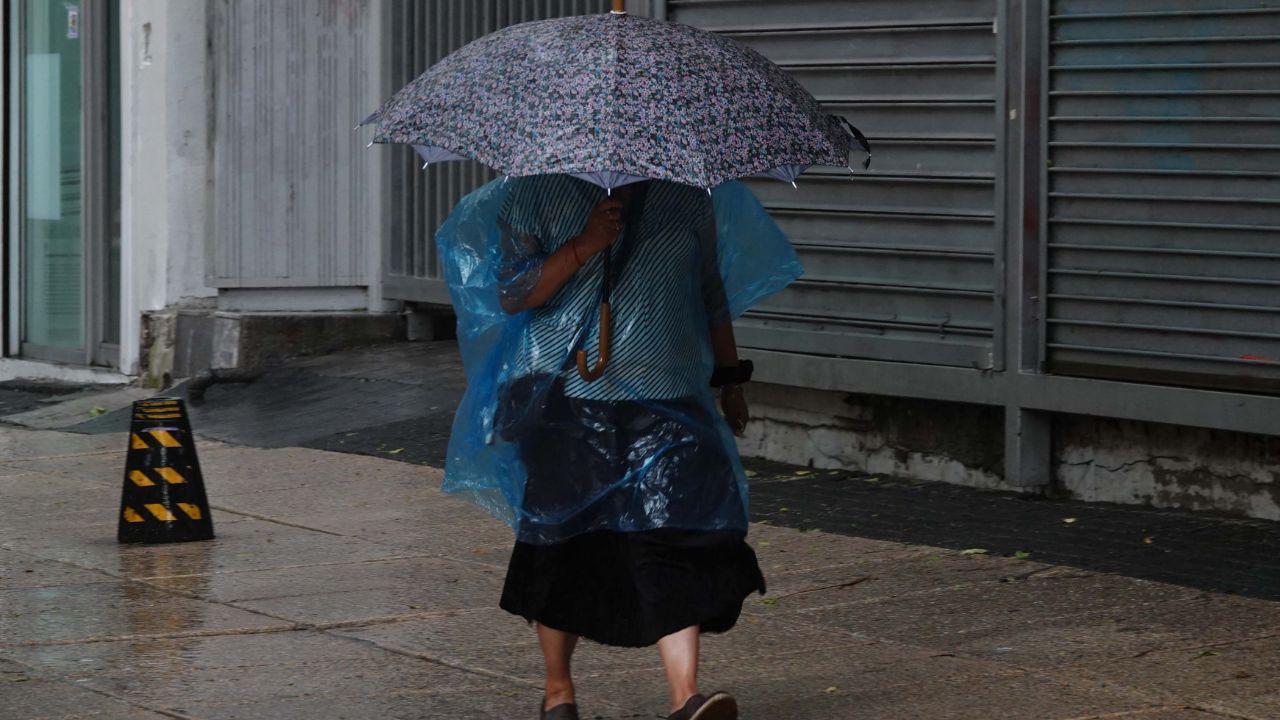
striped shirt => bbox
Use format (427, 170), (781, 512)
(497, 175), (729, 401)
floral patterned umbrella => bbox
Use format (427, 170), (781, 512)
(360, 2), (869, 191)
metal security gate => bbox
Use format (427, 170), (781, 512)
(383, 0), (609, 305)
(1045, 1), (1280, 394)
(663, 0), (1002, 368)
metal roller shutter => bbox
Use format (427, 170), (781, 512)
(667, 0), (1002, 368)
(210, 0), (378, 288)
(1046, 1), (1280, 393)
(383, 0), (609, 305)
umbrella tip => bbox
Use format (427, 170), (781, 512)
(422, 162), (430, 170)
(791, 180), (798, 189)
(365, 140), (374, 148)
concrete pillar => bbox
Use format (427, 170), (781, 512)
(118, 0), (216, 377)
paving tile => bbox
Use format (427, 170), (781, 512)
(2, 387), (153, 431)
(8, 514), (407, 583)
(1092, 592), (1280, 643)
(5, 633), (500, 720)
(11, 631), (499, 716)
(1052, 635), (1280, 708)
(745, 550), (1056, 615)
(1200, 692), (1280, 719)
(747, 523), (933, 574)
(0, 547), (118, 589)
(0, 427), (122, 461)
(1121, 707), (1259, 712)
(72, 653), (495, 714)
(142, 554), (483, 600)
(1, 452), (129, 485)
(942, 611), (1189, 671)
(578, 644), (1156, 720)
(341, 611), (868, 687)
(329, 607), (531, 657)
(945, 591), (1280, 671)
(0, 580), (291, 645)
(0, 466), (117, 506)
(220, 559), (504, 625)
(0, 675), (174, 719)
(795, 569), (1202, 651)
(196, 445), (445, 498)
(1, 629), (395, 676)
(175, 680), (649, 720)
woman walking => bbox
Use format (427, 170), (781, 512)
(365, 7), (861, 714)
(436, 172), (800, 720)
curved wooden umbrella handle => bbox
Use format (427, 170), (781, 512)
(575, 302), (612, 382)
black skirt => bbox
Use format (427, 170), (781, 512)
(498, 383), (766, 647)
(501, 527), (765, 647)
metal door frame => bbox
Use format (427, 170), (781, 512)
(5, 0), (118, 367)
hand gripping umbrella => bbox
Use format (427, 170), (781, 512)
(360, 0), (870, 381)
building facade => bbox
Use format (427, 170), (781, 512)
(4, 0), (1279, 517)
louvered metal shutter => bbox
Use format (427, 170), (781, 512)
(667, 0), (1001, 368)
(1046, 1), (1280, 394)
(210, 0), (378, 288)
(383, 0), (610, 305)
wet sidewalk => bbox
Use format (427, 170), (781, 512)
(3, 418), (1280, 719)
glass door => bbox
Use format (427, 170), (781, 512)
(8, 0), (118, 366)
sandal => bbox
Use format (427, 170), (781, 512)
(668, 691), (738, 720)
(540, 701), (580, 720)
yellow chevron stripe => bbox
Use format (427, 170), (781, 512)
(138, 413), (182, 419)
(128, 470), (156, 487)
(145, 503), (177, 521)
(140, 400), (179, 407)
(148, 430), (182, 448)
(177, 502), (203, 520)
(131, 433), (148, 449)
(122, 506), (145, 523)
(155, 467), (186, 484)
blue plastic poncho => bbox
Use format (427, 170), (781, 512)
(438, 175), (801, 545)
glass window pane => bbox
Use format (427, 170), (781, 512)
(21, 0), (84, 351)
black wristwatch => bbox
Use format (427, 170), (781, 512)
(710, 359), (753, 388)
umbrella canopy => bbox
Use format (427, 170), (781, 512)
(362, 8), (868, 190)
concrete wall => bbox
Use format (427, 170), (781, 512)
(1056, 416), (1280, 521)
(741, 383), (1007, 491)
(115, 0), (400, 384)
(743, 384), (1280, 521)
